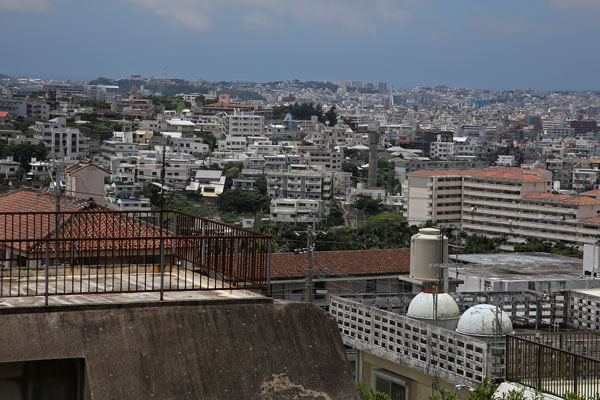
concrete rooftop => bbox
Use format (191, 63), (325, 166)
(452, 252), (584, 281)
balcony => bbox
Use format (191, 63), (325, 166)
(0, 211), (271, 301)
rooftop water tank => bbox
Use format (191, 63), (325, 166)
(406, 291), (460, 330)
(409, 228), (448, 281)
(456, 304), (514, 338)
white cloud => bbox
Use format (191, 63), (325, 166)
(0, 0), (51, 12)
(124, 0), (413, 33)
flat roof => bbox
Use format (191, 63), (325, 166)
(453, 252), (584, 281)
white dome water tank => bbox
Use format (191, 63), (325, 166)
(406, 291), (461, 330)
(409, 228), (448, 281)
(456, 304), (514, 337)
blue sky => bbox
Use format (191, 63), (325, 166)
(1, 0), (599, 90)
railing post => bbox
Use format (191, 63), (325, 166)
(159, 239), (165, 301)
(573, 355), (579, 396)
(267, 241), (272, 297)
(44, 242), (49, 306)
(536, 342), (542, 391)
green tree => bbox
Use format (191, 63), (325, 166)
(462, 234), (507, 254)
(357, 383), (391, 400)
(355, 195), (386, 215)
(77, 99), (111, 109)
(3, 142), (48, 171)
(325, 105), (337, 126)
(216, 189), (269, 214)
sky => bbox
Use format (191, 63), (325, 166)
(1, 0), (600, 90)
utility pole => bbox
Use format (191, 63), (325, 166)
(295, 214), (319, 303)
(54, 160), (63, 264)
(305, 217), (316, 303)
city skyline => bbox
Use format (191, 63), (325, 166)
(1, 0), (600, 90)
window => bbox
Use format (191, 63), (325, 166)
(373, 370), (408, 400)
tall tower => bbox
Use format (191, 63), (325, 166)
(368, 130), (379, 187)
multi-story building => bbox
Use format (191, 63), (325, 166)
(572, 168), (599, 192)
(0, 89), (27, 117)
(267, 167), (333, 201)
(227, 112), (264, 137)
(394, 159), (488, 182)
(302, 147), (342, 170)
(269, 198), (329, 223)
(101, 140), (138, 160)
(170, 137), (209, 157)
(406, 167), (600, 248)
(34, 117), (89, 162)
(27, 101), (50, 121)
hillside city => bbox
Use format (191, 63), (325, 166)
(1, 73), (600, 400)
(2, 74), (600, 253)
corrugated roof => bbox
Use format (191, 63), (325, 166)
(270, 249), (410, 279)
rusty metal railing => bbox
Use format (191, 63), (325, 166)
(0, 210), (271, 303)
(506, 333), (600, 398)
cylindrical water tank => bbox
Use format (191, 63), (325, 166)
(406, 291), (461, 330)
(409, 228), (448, 280)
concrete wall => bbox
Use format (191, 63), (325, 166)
(359, 351), (470, 400)
(0, 300), (358, 400)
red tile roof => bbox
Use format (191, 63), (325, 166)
(524, 192), (600, 204)
(0, 189), (166, 254)
(270, 249), (410, 280)
(582, 189), (600, 196)
(207, 102), (255, 108)
(410, 167), (548, 182)
(65, 160), (111, 175)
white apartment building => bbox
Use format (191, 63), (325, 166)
(572, 169), (599, 192)
(543, 119), (574, 139)
(302, 148), (342, 170)
(270, 198), (329, 223)
(84, 85), (120, 103)
(171, 137), (209, 156)
(227, 113), (264, 137)
(101, 140), (138, 160)
(267, 168), (333, 201)
(406, 167), (600, 248)
(429, 140), (454, 159)
(34, 117), (89, 162)
(218, 136), (247, 152)
(139, 120), (169, 133)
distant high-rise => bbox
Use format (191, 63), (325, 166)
(376, 82), (387, 92)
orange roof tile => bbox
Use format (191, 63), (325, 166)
(524, 193), (600, 204)
(0, 189), (166, 254)
(582, 190), (600, 196)
(270, 249), (410, 279)
(410, 167), (549, 182)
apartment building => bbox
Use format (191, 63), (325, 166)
(267, 168), (333, 201)
(302, 147), (342, 170)
(101, 140), (138, 160)
(170, 137), (209, 156)
(269, 198), (330, 223)
(407, 167), (600, 248)
(394, 159), (488, 182)
(27, 101), (50, 121)
(227, 112), (264, 137)
(34, 117), (89, 162)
